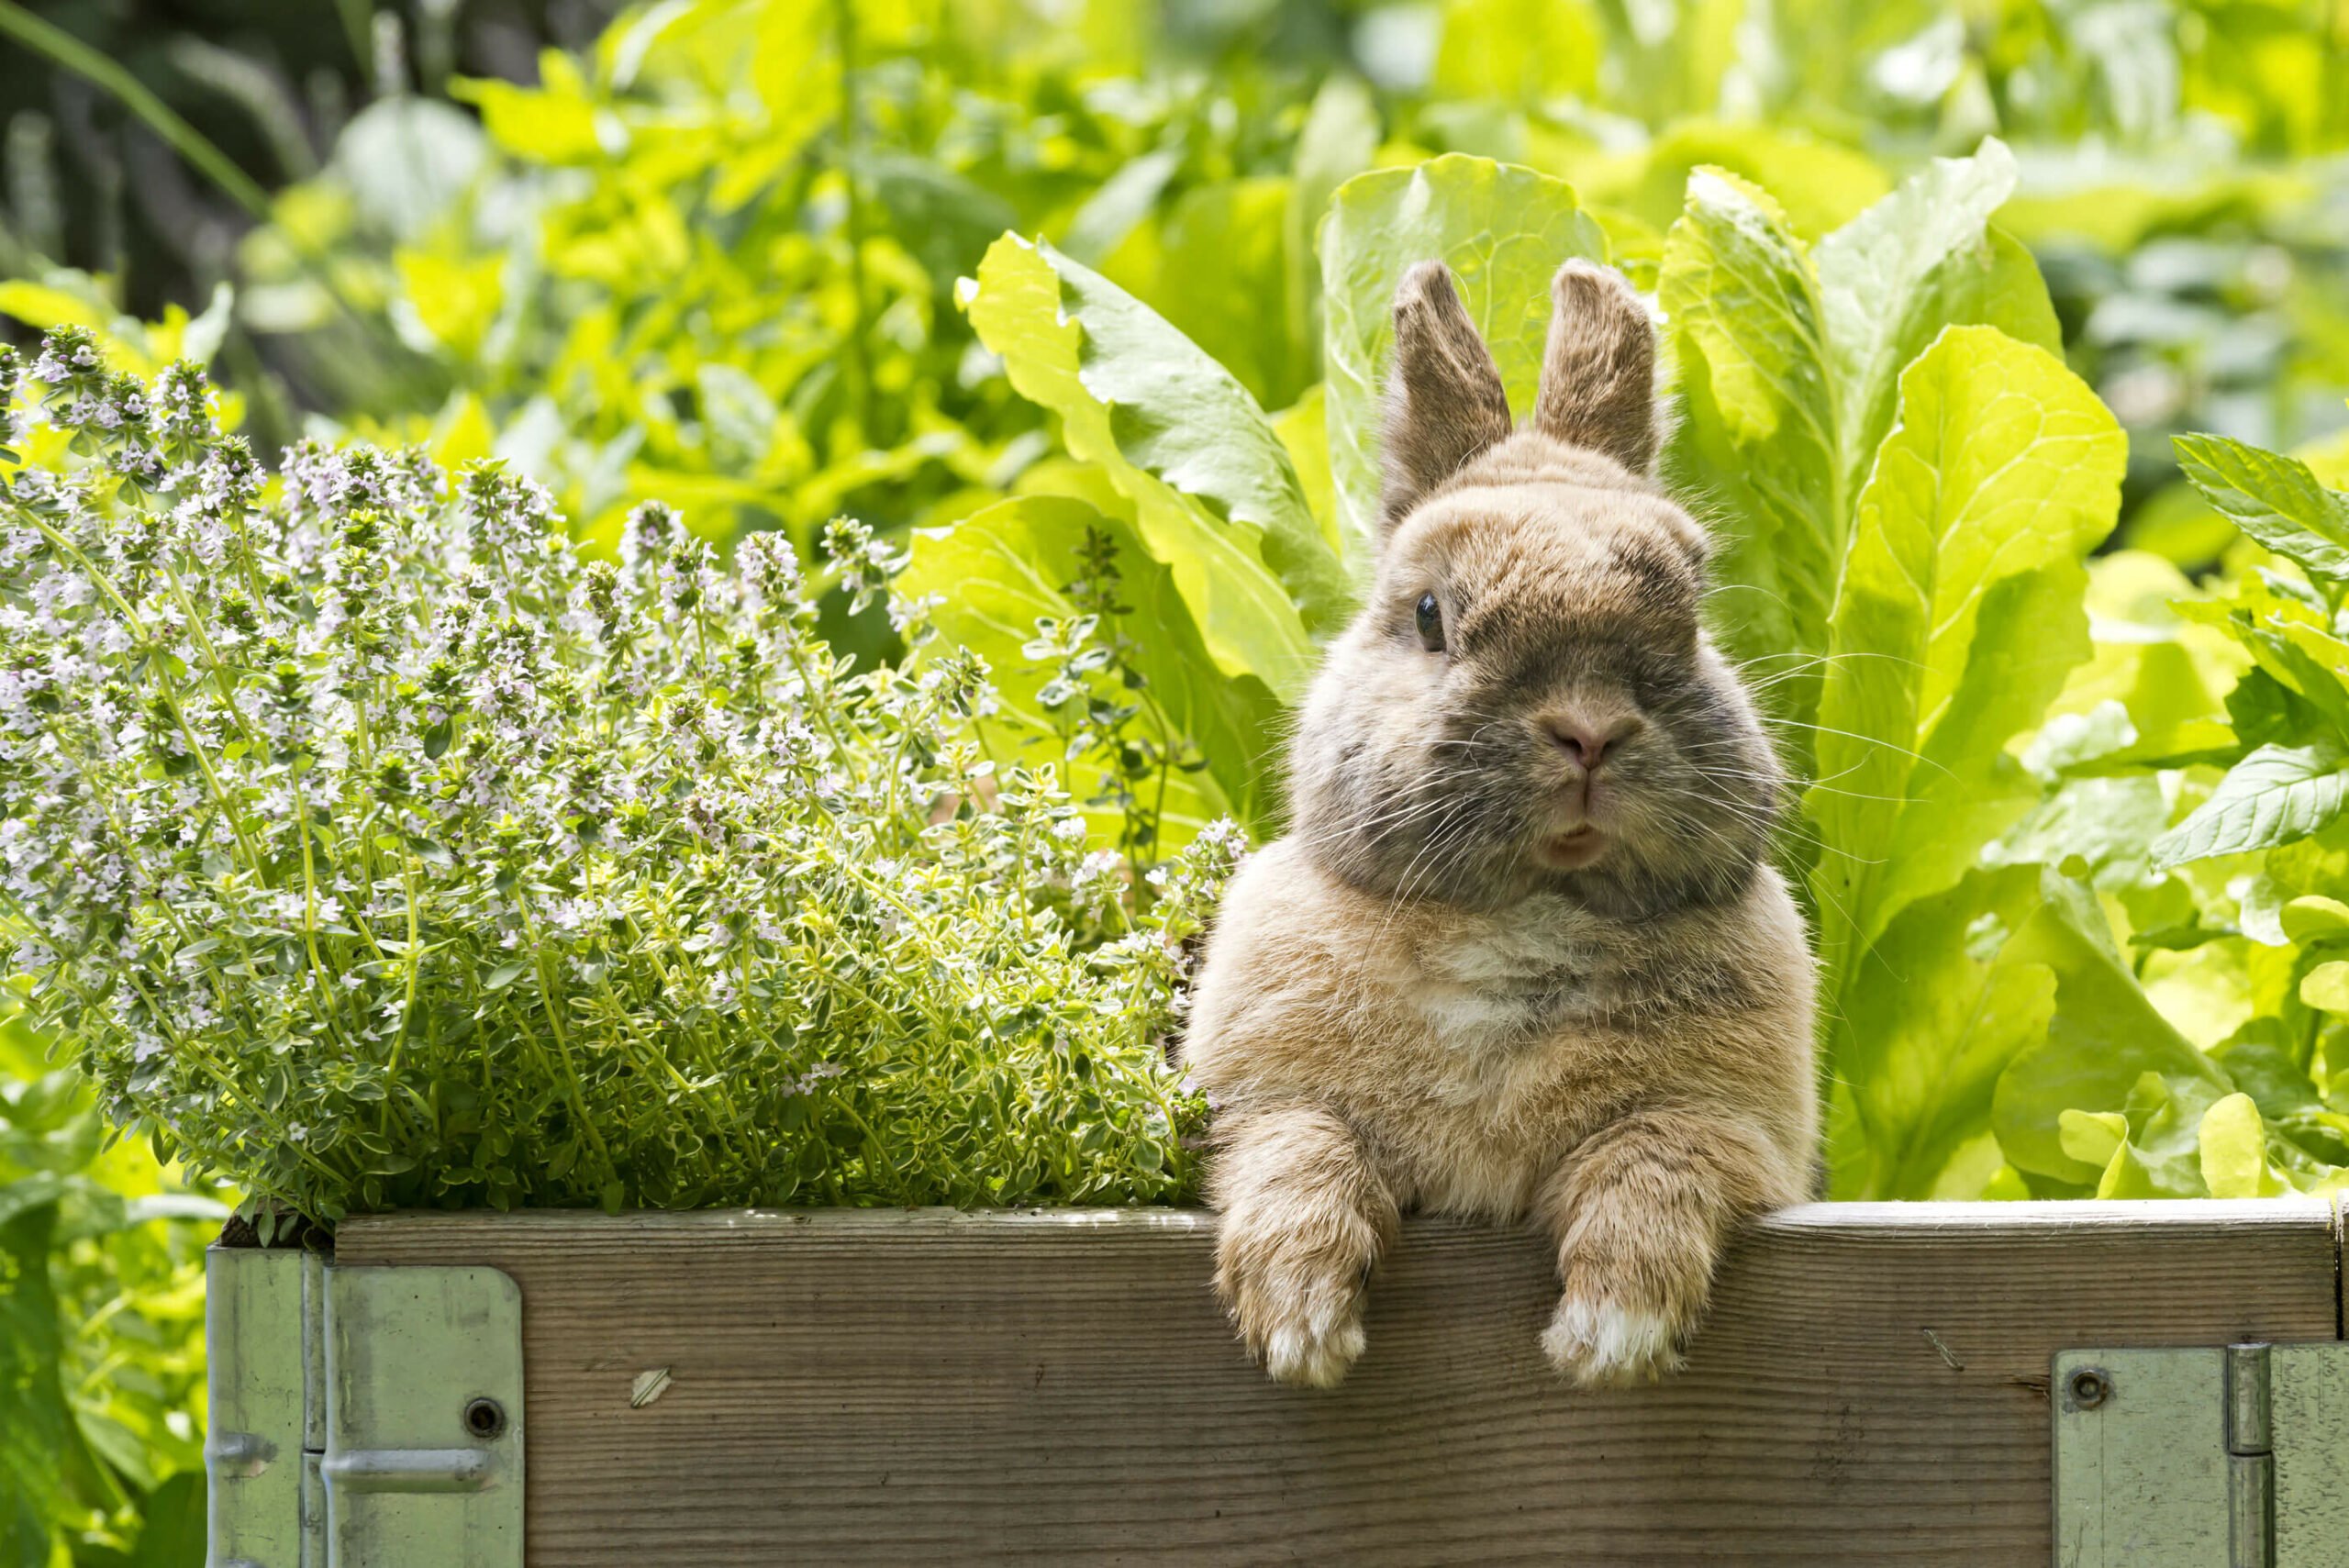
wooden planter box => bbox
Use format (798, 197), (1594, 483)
(208, 1198), (2349, 1566)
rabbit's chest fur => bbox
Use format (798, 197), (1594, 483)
(1185, 841), (1798, 1221)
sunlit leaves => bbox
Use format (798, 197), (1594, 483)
(2153, 742), (2349, 868)
(1661, 167), (1839, 733)
(1812, 138), (2061, 506)
(904, 493), (1282, 839)
(1806, 326), (2125, 991)
(2173, 433), (2349, 584)
(963, 234), (1337, 698)
(1662, 139), (2064, 772)
(1825, 867), (2057, 1200)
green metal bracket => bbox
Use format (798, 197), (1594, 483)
(206, 1245), (523, 1568)
(2054, 1343), (2349, 1568)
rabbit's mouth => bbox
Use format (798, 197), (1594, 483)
(1534, 825), (1607, 871)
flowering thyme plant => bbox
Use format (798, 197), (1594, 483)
(0, 330), (1234, 1223)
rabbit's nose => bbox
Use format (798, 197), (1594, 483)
(1540, 713), (1642, 772)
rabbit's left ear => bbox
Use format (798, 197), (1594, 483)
(1380, 261), (1513, 536)
(1531, 261), (1659, 474)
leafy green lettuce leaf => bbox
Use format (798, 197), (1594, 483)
(1812, 137), (2062, 507)
(1828, 866), (2057, 1198)
(1806, 327), (2124, 993)
(1661, 141), (2063, 770)
(1660, 169), (1840, 751)
(963, 235), (1341, 701)
(1320, 154), (1609, 562)
(1992, 886), (2233, 1188)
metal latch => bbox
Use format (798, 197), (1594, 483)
(206, 1245), (523, 1567)
(2054, 1342), (2349, 1568)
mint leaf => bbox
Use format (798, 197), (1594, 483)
(2173, 432), (2349, 582)
(2151, 741), (2349, 868)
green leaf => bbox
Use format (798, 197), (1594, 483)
(1285, 75), (1379, 384)
(964, 235), (1337, 697)
(2299, 960), (2349, 1013)
(0, 1205), (69, 1565)
(1062, 149), (1183, 264)
(1107, 177), (1308, 410)
(2180, 576), (2349, 739)
(1432, 0), (1602, 104)
(905, 493), (1282, 839)
(1320, 154), (1609, 562)
(2058, 1107), (2129, 1169)
(1993, 894), (2232, 1186)
(1813, 138), (2062, 507)
(2281, 895), (2349, 943)
(2152, 741), (2349, 869)
(452, 73), (607, 163)
(1665, 142), (2066, 768)
(2089, 1072), (2217, 1198)
(854, 153), (1018, 299)
(1659, 168), (1840, 754)
(1983, 773), (2172, 891)
(127, 1470), (206, 1568)
(483, 962), (529, 992)
(2174, 433), (2349, 582)
(2197, 1092), (2280, 1198)
(1807, 326), (2125, 990)
(1271, 385), (1340, 554)
(1825, 866), (2057, 1199)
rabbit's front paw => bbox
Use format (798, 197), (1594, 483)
(1219, 1227), (1373, 1388)
(1541, 1294), (1686, 1387)
(1248, 1275), (1366, 1388)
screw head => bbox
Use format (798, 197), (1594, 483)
(462, 1396), (507, 1440)
(2068, 1368), (2110, 1410)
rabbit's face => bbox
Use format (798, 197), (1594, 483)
(1294, 471), (1778, 917)
(1287, 259), (1781, 918)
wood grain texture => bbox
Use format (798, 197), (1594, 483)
(337, 1200), (2343, 1566)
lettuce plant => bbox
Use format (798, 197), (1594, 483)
(0, 329), (1229, 1224)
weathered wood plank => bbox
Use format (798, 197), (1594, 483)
(337, 1200), (2341, 1566)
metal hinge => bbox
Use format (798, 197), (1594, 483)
(206, 1245), (524, 1568)
(2054, 1342), (2349, 1568)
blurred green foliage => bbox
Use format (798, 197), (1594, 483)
(8, 0), (2333, 566)
(2, 1010), (225, 1568)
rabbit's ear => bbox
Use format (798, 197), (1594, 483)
(1381, 261), (1512, 535)
(1531, 260), (1658, 473)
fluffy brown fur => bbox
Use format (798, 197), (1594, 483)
(1183, 258), (1817, 1389)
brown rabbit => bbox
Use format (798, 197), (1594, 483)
(1182, 259), (1817, 1388)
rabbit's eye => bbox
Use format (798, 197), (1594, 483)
(1414, 592), (1444, 652)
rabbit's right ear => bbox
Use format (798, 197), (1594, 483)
(1380, 261), (1512, 537)
(1531, 260), (1658, 473)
